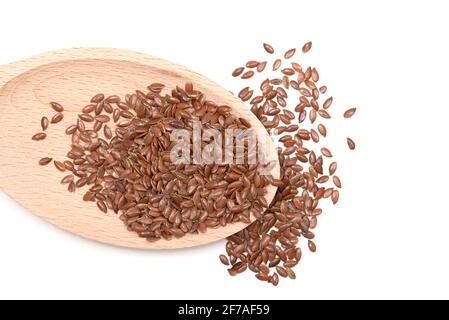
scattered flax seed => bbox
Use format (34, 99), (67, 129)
(317, 124), (327, 137)
(39, 157), (52, 166)
(32, 132), (46, 141)
(308, 240), (317, 252)
(219, 255), (230, 266)
(347, 137), (356, 150)
(321, 147), (333, 157)
(284, 48), (296, 59)
(318, 110), (331, 119)
(286, 268), (296, 280)
(273, 59), (282, 71)
(82, 104), (95, 113)
(323, 97), (333, 109)
(344, 107), (357, 118)
(333, 176), (342, 188)
(223, 42), (357, 286)
(319, 85), (327, 94)
(50, 102), (64, 112)
(311, 68), (319, 82)
(256, 61), (267, 73)
(61, 175), (74, 184)
(68, 181), (76, 193)
(103, 125), (112, 139)
(331, 190), (340, 204)
(271, 273), (279, 286)
(97, 200), (107, 213)
(281, 68), (295, 76)
(291, 62), (302, 73)
(246, 61), (259, 68)
(65, 125), (77, 135)
(329, 162), (338, 175)
(51, 113), (64, 124)
(106, 95), (121, 103)
(232, 67), (245, 77)
(241, 71), (255, 79)
(148, 83), (165, 93)
(90, 93), (104, 103)
(302, 41), (312, 53)
(41, 117), (49, 131)
(263, 43), (274, 54)
(54, 161), (66, 172)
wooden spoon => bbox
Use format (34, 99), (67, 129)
(0, 48), (280, 249)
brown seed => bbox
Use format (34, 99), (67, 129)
(51, 113), (64, 124)
(321, 147), (333, 157)
(271, 273), (279, 286)
(54, 160), (66, 172)
(241, 71), (255, 79)
(308, 240), (317, 252)
(103, 102), (113, 113)
(347, 137), (356, 150)
(219, 255), (230, 266)
(311, 129), (320, 143)
(273, 59), (282, 71)
(323, 97), (333, 109)
(32, 132), (46, 141)
(284, 48), (296, 59)
(64, 161), (74, 171)
(95, 115), (110, 123)
(41, 117), (49, 131)
(91, 93), (105, 103)
(333, 175), (342, 188)
(148, 83), (165, 93)
(68, 181), (76, 193)
(317, 124), (327, 137)
(286, 268), (296, 279)
(93, 120), (102, 132)
(302, 41), (312, 53)
(39, 157), (52, 166)
(319, 85), (327, 94)
(65, 125), (78, 135)
(344, 107), (357, 118)
(61, 175), (74, 184)
(50, 102), (64, 112)
(104, 125), (112, 139)
(281, 68), (295, 76)
(291, 62), (302, 73)
(331, 190), (340, 204)
(329, 161), (338, 175)
(97, 200), (107, 213)
(263, 43), (274, 54)
(82, 104), (96, 113)
(318, 110), (331, 119)
(232, 67), (244, 77)
(246, 61), (259, 68)
(276, 266), (288, 278)
(79, 114), (94, 122)
(113, 109), (121, 122)
(256, 61), (267, 73)
(106, 95), (121, 103)
(311, 68), (319, 82)
(238, 87), (250, 99)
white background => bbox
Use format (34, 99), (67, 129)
(0, 0), (448, 300)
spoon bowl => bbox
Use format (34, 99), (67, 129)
(0, 48), (279, 249)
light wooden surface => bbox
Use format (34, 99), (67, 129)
(0, 48), (280, 250)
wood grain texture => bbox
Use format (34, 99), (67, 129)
(0, 48), (279, 249)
